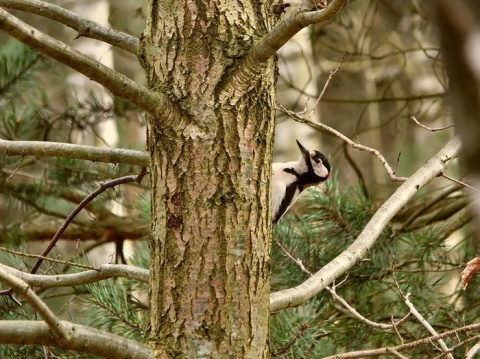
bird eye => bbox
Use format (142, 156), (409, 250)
(313, 157), (321, 164)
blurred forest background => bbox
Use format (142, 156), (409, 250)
(0, 0), (478, 357)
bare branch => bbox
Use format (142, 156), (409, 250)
(277, 101), (409, 182)
(0, 138), (149, 166)
(308, 55), (345, 118)
(0, 0), (138, 54)
(320, 322), (480, 359)
(0, 8), (180, 118)
(29, 168), (147, 275)
(0, 267), (68, 339)
(441, 173), (479, 192)
(0, 320), (152, 359)
(410, 115), (454, 132)
(270, 136), (461, 312)
(328, 285), (411, 331)
(0, 263), (148, 288)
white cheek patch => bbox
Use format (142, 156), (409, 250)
(314, 163), (329, 178)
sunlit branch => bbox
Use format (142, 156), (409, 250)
(0, 0), (138, 54)
(221, 0), (347, 103)
(270, 136), (461, 312)
(0, 138), (149, 167)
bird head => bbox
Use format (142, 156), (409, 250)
(296, 139), (330, 182)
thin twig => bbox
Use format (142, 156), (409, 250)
(5, 156), (24, 181)
(0, 246), (95, 271)
(410, 115), (454, 132)
(308, 55), (345, 117)
(277, 101), (409, 182)
(271, 323), (310, 356)
(30, 167), (147, 274)
(441, 173), (479, 192)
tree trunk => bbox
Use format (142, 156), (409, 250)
(141, 0), (277, 357)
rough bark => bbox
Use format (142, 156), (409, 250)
(142, 0), (277, 357)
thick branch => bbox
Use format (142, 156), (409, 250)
(0, 138), (149, 166)
(0, 0), (138, 54)
(0, 263), (148, 288)
(251, 0), (347, 64)
(270, 136), (461, 312)
(220, 0), (347, 103)
(0, 320), (152, 359)
(0, 8), (179, 117)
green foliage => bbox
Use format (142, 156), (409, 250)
(270, 176), (474, 358)
(0, 42), (43, 100)
(81, 277), (147, 342)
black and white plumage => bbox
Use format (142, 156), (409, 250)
(272, 140), (330, 226)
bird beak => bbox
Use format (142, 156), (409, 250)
(296, 140), (310, 159)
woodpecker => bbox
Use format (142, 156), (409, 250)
(272, 140), (330, 226)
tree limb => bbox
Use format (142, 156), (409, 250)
(270, 136), (462, 312)
(0, 138), (149, 166)
(251, 0), (348, 64)
(0, 320), (152, 359)
(220, 0), (347, 103)
(320, 322), (480, 359)
(0, 8), (180, 118)
(0, 263), (148, 288)
(0, 0), (138, 54)
(0, 267), (68, 339)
